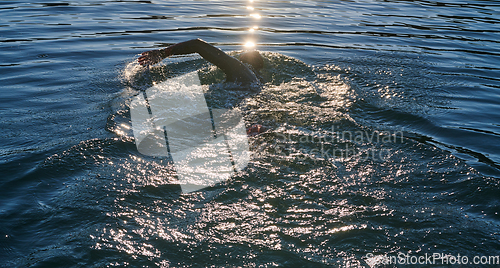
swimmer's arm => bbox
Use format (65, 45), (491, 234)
(138, 39), (219, 66)
(138, 39), (257, 83)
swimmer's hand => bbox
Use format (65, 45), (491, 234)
(138, 47), (172, 66)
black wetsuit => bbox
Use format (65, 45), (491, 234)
(167, 39), (259, 84)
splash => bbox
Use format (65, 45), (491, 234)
(122, 60), (153, 90)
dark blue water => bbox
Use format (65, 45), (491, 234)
(1, 0), (499, 267)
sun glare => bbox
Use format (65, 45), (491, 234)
(244, 41), (256, 48)
(249, 26), (259, 32)
(250, 13), (261, 19)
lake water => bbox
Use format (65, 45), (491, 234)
(1, 0), (499, 267)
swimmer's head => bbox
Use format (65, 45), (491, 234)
(240, 51), (264, 71)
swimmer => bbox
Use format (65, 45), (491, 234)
(138, 38), (266, 135)
(138, 38), (263, 84)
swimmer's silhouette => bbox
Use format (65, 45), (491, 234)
(138, 38), (263, 85)
(138, 38), (266, 136)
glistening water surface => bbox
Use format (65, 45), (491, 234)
(1, 0), (499, 267)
